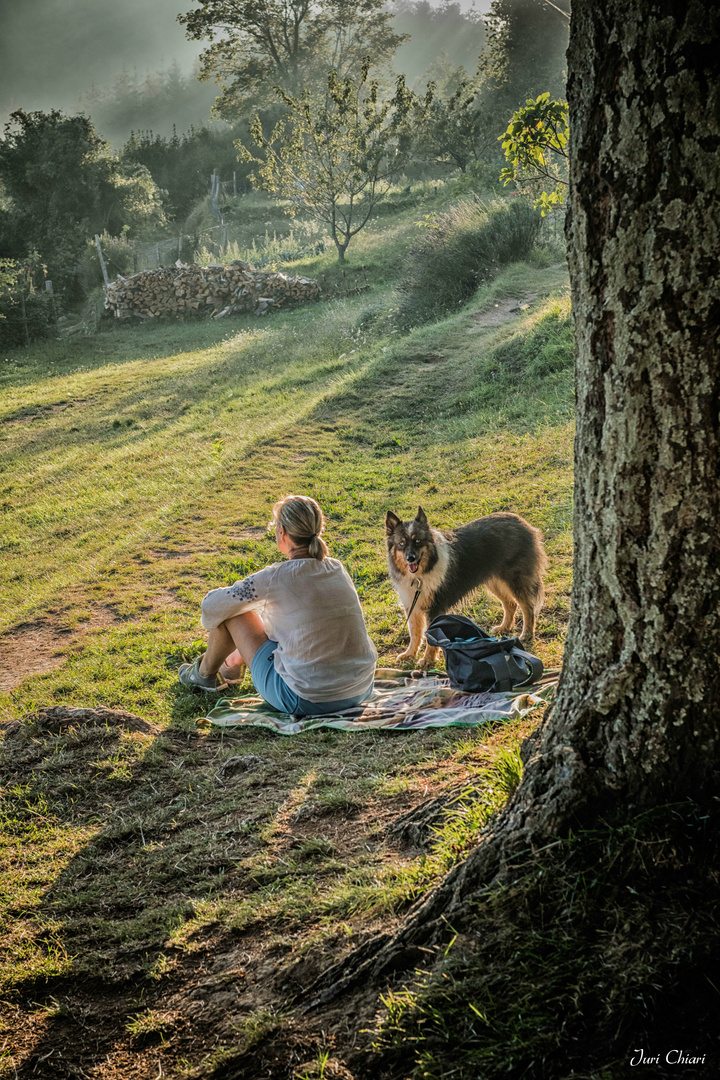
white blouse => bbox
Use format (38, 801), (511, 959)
(200, 557), (377, 702)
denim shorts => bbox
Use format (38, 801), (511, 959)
(250, 638), (372, 717)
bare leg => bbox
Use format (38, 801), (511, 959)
(199, 611), (268, 677)
(220, 649), (246, 683)
(199, 623), (235, 676)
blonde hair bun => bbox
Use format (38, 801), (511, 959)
(271, 494), (329, 560)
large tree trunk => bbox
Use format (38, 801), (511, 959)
(305, 0), (720, 1007)
(521, 0), (720, 830)
(458, 0), (720, 847)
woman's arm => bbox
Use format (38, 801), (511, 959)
(200, 567), (272, 630)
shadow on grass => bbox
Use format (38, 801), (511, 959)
(1, 668), (496, 1078)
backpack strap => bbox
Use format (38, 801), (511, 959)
(482, 647), (543, 692)
(507, 647), (544, 687)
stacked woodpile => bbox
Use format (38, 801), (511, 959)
(104, 260), (321, 320)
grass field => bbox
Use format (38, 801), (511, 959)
(0, 191), (574, 1078)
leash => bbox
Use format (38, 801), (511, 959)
(405, 577), (422, 623)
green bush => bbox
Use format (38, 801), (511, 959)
(0, 291), (56, 346)
(446, 161), (505, 198)
(396, 197), (542, 327)
(77, 232), (137, 294)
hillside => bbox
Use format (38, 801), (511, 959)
(0, 194), (573, 1078)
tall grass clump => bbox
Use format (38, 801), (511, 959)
(195, 224), (327, 270)
(396, 198), (542, 328)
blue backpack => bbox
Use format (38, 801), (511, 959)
(425, 614), (543, 693)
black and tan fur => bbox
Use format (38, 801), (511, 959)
(385, 507), (547, 668)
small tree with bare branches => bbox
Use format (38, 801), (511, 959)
(238, 60), (432, 262)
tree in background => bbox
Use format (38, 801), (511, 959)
(0, 111), (166, 296)
(390, 1), (487, 90)
(122, 124), (250, 222)
(0, 252), (55, 346)
(418, 62), (497, 173)
(239, 61), (431, 262)
(481, 0), (569, 120)
(77, 61), (219, 146)
(0, 259), (16, 301)
(178, 0), (407, 120)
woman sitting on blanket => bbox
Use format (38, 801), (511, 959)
(179, 494), (377, 716)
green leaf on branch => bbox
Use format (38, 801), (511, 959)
(498, 93), (569, 214)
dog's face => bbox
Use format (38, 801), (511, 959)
(385, 506), (434, 576)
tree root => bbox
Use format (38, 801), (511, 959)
(303, 721), (588, 1010)
(385, 781), (484, 849)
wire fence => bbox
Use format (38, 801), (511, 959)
(94, 175), (566, 284)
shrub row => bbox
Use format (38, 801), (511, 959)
(397, 198), (542, 327)
(0, 292), (57, 347)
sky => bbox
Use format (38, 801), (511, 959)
(0, 0), (206, 122)
(0, 0), (494, 128)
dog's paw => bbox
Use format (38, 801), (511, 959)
(491, 623), (513, 638)
(418, 649), (440, 671)
(394, 650), (417, 665)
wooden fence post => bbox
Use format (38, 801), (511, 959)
(94, 234), (110, 286)
(45, 279), (58, 325)
(19, 288), (31, 346)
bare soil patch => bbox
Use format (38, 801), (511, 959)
(0, 608), (122, 693)
(3, 398), (94, 425)
(403, 352), (446, 367)
(230, 526), (269, 540)
(8, 704), (162, 737)
(467, 293), (539, 332)
(147, 546), (221, 562)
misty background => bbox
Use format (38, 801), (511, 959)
(0, 0), (568, 340)
(0, 0), (494, 144)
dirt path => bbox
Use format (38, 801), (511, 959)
(0, 609), (124, 693)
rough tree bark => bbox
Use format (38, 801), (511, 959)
(529, 0), (720, 828)
(306, 0), (720, 1004)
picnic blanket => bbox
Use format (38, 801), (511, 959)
(200, 670), (557, 734)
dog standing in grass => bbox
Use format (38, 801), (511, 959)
(385, 507), (548, 668)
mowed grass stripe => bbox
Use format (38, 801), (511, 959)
(0, 306), (379, 630)
(0, 261), (573, 696)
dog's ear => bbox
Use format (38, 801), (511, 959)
(385, 511), (402, 535)
(416, 506), (428, 524)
